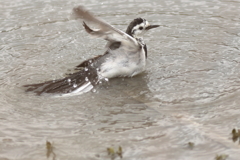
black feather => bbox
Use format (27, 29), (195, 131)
(23, 67), (98, 95)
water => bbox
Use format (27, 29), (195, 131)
(1, 0), (240, 159)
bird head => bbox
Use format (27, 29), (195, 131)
(126, 18), (159, 38)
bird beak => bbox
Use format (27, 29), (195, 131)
(146, 25), (160, 30)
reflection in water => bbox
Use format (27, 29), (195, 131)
(1, 0), (240, 160)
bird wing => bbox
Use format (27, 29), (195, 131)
(24, 67), (98, 95)
(74, 41), (121, 70)
(72, 5), (140, 52)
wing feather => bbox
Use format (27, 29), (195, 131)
(73, 5), (139, 51)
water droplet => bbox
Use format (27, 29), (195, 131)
(84, 67), (88, 71)
(85, 77), (89, 81)
(73, 84), (77, 88)
(67, 79), (71, 82)
(104, 78), (109, 82)
(92, 89), (96, 93)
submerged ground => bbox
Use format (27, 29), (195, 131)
(0, 0), (240, 159)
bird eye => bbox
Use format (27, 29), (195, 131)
(139, 27), (143, 30)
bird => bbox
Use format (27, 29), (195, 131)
(23, 5), (159, 96)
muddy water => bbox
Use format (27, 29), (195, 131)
(1, 0), (240, 160)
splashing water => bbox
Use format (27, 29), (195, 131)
(73, 84), (77, 88)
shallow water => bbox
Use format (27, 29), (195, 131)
(1, 0), (240, 159)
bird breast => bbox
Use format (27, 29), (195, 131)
(98, 46), (146, 79)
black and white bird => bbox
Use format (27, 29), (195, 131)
(24, 5), (159, 95)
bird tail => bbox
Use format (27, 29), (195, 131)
(23, 67), (98, 96)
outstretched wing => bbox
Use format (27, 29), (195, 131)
(24, 67), (98, 95)
(72, 5), (139, 51)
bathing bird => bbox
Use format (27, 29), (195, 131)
(24, 5), (159, 95)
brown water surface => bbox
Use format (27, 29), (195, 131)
(1, 0), (240, 159)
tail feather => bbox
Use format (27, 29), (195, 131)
(23, 67), (98, 95)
